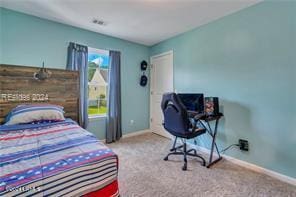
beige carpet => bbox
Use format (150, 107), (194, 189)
(108, 133), (296, 197)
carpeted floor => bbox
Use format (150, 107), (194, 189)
(108, 133), (296, 197)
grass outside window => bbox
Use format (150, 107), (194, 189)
(88, 106), (107, 116)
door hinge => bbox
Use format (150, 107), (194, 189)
(150, 64), (153, 69)
(150, 118), (153, 122)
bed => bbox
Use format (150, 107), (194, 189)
(0, 118), (119, 197)
(0, 64), (120, 197)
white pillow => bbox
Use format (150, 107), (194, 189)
(5, 104), (65, 125)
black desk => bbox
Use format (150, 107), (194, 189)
(188, 111), (223, 168)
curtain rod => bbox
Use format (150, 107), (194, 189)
(69, 42), (121, 53)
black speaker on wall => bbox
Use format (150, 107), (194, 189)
(205, 97), (219, 116)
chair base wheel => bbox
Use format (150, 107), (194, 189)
(163, 140), (206, 171)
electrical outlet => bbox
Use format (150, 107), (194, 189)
(239, 139), (249, 151)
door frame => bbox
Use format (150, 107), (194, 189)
(149, 50), (174, 138)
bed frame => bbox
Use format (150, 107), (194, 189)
(0, 64), (79, 124)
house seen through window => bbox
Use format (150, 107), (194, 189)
(88, 47), (109, 116)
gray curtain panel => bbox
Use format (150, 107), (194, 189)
(106, 51), (122, 143)
(66, 42), (88, 129)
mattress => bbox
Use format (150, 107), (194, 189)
(0, 119), (119, 197)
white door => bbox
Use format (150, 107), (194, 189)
(150, 51), (174, 138)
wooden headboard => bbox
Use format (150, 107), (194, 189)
(0, 64), (79, 124)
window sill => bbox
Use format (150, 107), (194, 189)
(88, 115), (106, 121)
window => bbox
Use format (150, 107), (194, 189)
(88, 47), (109, 117)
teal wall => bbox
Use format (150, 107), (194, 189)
(0, 8), (150, 139)
(151, 2), (296, 178)
(1, 1), (295, 178)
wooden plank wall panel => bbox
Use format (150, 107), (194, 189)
(0, 64), (79, 124)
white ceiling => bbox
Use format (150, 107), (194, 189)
(0, 0), (260, 46)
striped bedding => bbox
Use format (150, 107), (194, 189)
(0, 119), (119, 197)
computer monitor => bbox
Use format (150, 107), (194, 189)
(178, 93), (204, 113)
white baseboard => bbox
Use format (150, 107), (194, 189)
(122, 129), (151, 139)
(176, 140), (296, 186)
(222, 153), (296, 186)
(99, 129), (151, 143)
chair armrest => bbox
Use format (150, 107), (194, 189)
(193, 113), (206, 121)
(189, 113), (206, 132)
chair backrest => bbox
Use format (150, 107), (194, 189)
(161, 92), (190, 135)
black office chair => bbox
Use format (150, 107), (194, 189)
(161, 92), (206, 170)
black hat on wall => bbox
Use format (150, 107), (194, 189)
(140, 75), (148, 86)
(141, 60), (148, 71)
